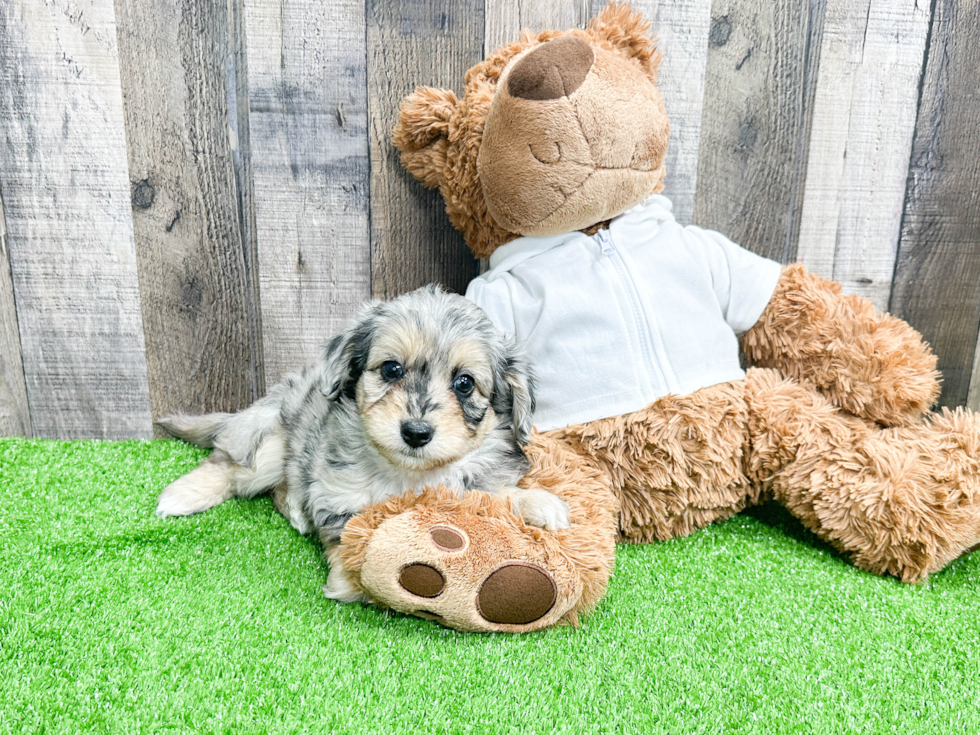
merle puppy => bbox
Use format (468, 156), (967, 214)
(155, 286), (570, 602)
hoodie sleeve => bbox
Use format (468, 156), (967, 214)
(465, 276), (517, 337)
(686, 225), (783, 335)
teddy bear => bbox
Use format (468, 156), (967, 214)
(334, 2), (980, 633)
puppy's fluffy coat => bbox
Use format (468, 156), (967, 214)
(156, 286), (569, 601)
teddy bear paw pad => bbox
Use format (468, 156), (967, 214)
(429, 526), (466, 551)
(398, 563), (445, 598)
(476, 563), (556, 625)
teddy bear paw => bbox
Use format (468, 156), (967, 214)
(352, 511), (583, 633)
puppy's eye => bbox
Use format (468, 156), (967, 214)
(380, 361), (404, 382)
(453, 373), (475, 396)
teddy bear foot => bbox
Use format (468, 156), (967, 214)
(351, 508), (580, 633)
(335, 485), (603, 633)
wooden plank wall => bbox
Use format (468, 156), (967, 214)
(0, 0), (978, 438)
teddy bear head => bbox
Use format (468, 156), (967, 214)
(392, 2), (670, 259)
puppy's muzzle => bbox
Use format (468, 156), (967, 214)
(401, 420), (435, 448)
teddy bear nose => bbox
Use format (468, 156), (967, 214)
(507, 35), (594, 101)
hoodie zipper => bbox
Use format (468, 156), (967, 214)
(595, 228), (669, 395)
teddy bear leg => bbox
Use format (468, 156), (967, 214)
(744, 368), (980, 582)
(549, 380), (762, 544)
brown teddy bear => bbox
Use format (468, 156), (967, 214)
(336, 2), (980, 633)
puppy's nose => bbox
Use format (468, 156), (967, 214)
(507, 35), (594, 101)
(401, 420), (434, 448)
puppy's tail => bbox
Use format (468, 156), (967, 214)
(156, 413), (232, 448)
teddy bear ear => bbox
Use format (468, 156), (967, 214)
(391, 86), (458, 190)
(587, 1), (663, 81)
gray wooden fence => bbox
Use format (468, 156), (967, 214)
(1, 0), (978, 439)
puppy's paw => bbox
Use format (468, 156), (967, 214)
(322, 566), (369, 604)
(506, 488), (571, 531)
(322, 545), (369, 604)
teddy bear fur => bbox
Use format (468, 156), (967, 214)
(335, 2), (980, 633)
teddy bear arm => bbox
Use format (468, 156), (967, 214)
(739, 263), (940, 426)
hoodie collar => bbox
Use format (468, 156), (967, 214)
(485, 194), (675, 276)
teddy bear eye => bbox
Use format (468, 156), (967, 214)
(529, 141), (561, 165)
(453, 373), (475, 396)
(380, 361), (404, 382)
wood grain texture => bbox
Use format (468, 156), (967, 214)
(693, 0), (826, 263)
(888, 0), (980, 410)
(245, 0), (371, 384)
(628, 0), (713, 224)
(485, 0), (592, 52)
(795, 0), (930, 310)
(114, 0), (264, 429)
(367, 0), (484, 299)
(0, 0), (152, 439)
(0, 187), (32, 436)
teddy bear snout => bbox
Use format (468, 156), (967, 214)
(508, 35), (594, 101)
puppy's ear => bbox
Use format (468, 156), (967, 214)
(492, 340), (536, 445)
(587, 1), (662, 81)
(391, 86), (458, 190)
(320, 310), (376, 401)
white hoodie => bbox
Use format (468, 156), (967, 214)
(465, 195), (782, 431)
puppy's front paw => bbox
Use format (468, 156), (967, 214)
(506, 488), (571, 531)
(322, 568), (369, 604)
(323, 547), (369, 603)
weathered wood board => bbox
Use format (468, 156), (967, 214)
(631, 0), (713, 224)
(485, 0), (593, 51)
(0, 0), (152, 439)
(114, 0), (264, 427)
(0, 188), (32, 437)
(367, 0), (484, 299)
(795, 0), (931, 311)
(244, 0), (372, 384)
(889, 0), (980, 410)
(693, 0), (826, 263)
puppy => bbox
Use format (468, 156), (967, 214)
(156, 286), (570, 602)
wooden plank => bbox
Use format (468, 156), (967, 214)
(971, 331), (980, 412)
(889, 0), (980, 410)
(485, 0), (593, 52)
(692, 0), (826, 263)
(367, 0), (484, 300)
(795, 0), (930, 311)
(244, 0), (371, 384)
(629, 0), (714, 224)
(0, 187), (32, 437)
(113, 0), (264, 428)
(0, 0), (152, 439)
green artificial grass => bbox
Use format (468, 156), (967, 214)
(2, 438), (979, 734)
